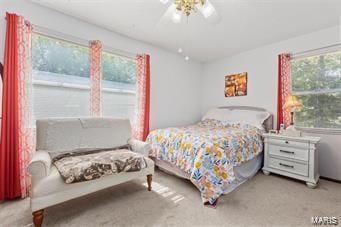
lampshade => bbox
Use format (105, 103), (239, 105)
(284, 94), (303, 112)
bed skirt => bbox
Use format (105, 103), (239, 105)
(151, 153), (263, 194)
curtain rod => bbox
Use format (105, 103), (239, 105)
(102, 45), (136, 59)
(33, 25), (89, 47)
(292, 43), (341, 58)
(4, 13), (138, 60)
(3, 16), (137, 59)
(33, 25), (136, 60)
(4, 14), (31, 26)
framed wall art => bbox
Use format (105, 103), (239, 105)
(224, 72), (247, 97)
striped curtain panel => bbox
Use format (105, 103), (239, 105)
(134, 54), (150, 141)
(89, 40), (102, 117)
(277, 53), (292, 130)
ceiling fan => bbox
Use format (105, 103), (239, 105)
(158, 0), (220, 61)
(159, 0), (220, 24)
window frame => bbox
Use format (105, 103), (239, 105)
(32, 26), (137, 93)
(32, 26), (91, 90)
(101, 46), (137, 95)
(31, 26), (137, 120)
(101, 48), (137, 120)
(291, 45), (341, 134)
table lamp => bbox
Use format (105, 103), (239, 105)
(283, 94), (303, 136)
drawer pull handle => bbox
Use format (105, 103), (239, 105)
(285, 141), (289, 144)
(280, 150), (295, 154)
(279, 163), (294, 168)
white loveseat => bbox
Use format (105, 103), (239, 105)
(28, 118), (154, 227)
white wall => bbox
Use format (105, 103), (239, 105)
(202, 26), (341, 180)
(1, 0), (340, 180)
(0, 0), (203, 130)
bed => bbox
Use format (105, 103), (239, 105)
(146, 106), (273, 206)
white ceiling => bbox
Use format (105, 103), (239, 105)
(31, 0), (341, 62)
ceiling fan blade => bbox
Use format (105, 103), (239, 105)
(159, 0), (170, 4)
(196, 0), (221, 24)
(204, 11), (221, 24)
(156, 4), (182, 28)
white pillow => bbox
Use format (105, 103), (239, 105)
(225, 109), (270, 129)
(202, 108), (232, 121)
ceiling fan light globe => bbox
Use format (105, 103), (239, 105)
(201, 1), (215, 18)
(172, 10), (182, 23)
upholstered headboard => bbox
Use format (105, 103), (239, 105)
(218, 106), (273, 132)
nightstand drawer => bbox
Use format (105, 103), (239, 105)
(269, 139), (309, 149)
(269, 145), (308, 162)
(269, 157), (308, 177)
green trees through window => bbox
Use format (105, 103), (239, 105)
(31, 32), (136, 120)
(32, 33), (136, 85)
(102, 52), (136, 84)
(292, 50), (341, 129)
(32, 33), (90, 78)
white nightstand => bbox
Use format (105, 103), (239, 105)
(262, 133), (321, 188)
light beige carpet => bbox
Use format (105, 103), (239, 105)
(1, 169), (340, 227)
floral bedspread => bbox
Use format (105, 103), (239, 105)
(146, 119), (263, 204)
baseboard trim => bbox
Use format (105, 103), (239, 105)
(320, 176), (341, 184)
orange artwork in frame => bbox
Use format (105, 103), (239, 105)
(224, 72), (247, 97)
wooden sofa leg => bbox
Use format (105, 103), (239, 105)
(32, 209), (44, 227)
(147, 174), (152, 191)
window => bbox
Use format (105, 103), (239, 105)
(292, 50), (341, 129)
(32, 33), (91, 119)
(31, 32), (137, 122)
(101, 51), (136, 121)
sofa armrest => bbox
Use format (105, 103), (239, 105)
(28, 150), (52, 183)
(128, 139), (151, 157)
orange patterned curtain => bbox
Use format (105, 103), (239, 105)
(89, 40), (102, 116)
(17, 16), (35, 198)
(277, 53), (292, 129)
(134, 54), (150, 141)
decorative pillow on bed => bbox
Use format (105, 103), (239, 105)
(202, 108), (270, 130)
(202, 108), (232, 121)
(224, 109), (270, 129)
